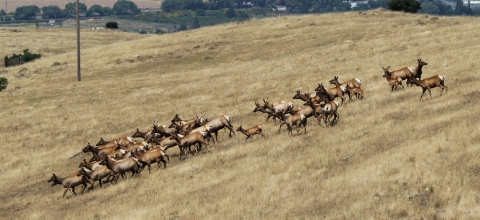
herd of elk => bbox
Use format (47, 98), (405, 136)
(49, 57), (449, 197)
(383, 58), (448, 101)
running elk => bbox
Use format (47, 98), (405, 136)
(328, 76), (362, 100)
(315, 83), (346, 104)
(406, 75), (448, 101)
(278, 113), (307, 135)
(47, 170), (89, 198)
(236, 125), (265, 141)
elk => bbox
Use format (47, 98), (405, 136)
(78, 158), (103, 170)
(253, 99), (283, 122)
(116, 141), (148, 152)
(99, 156), (142, 180)
(82, 142), (120, 158)
(78, 166), (116, 190)
(345, 84), (364, 99)
(278, 113), (307, 135)
(96, 136), (133, 147)
(321, 100), (340, 127)
(132, 128), (154, 140)
(383, 58), (428, 83)
(204, 115), (235, 142)
(132, 148), (169, 173)
(328, 76), (362, 100)
(146, 135), (181, 152)
(263, 98), (294, 114)
(47, 170), (89, 198)
(406, 75), (448, 101)
(292, 90), (318, 102)
(151, 120), (178, 138)
(170, 131), (210, 160)
(382, 66), (404, 91)
(236, 125), (265, 141)
(410, 58), (428, 80)
(315, 83), (346, 104)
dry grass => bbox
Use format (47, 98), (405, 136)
(1, 10), (480, 219)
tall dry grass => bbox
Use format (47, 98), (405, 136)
(1, 10), (480, 219)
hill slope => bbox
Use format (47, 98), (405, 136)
(1, 10), (480, 219)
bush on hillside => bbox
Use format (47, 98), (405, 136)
(388, 0), (421, 13)
(106, 21), (119, 29)
(4, 49), (41, 67)
(0, 77), (8, 92)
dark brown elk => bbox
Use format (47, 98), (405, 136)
(77, 166), (116, 190)
(410, 58), (428, 80)
(47, 170), (89, 198)
(406, 75), (448, 101)
(132, 148), (169, 173)
(278, 113), (307, 135)
(253, 99), (283, 122)
(204, 115), (236, 142)
(315, 83), (346, 104)
(99, 156), (142, 180)
(236, 125), (265, 141)
(382, 67), (404, 91)
(328, 76), (362, 100)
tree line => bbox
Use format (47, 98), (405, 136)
(2, 0), (480, 22)
(1, 0), (140, 21)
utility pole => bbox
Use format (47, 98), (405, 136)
(76, 0), (81, 81)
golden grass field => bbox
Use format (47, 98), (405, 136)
(1, 9), (480, 219)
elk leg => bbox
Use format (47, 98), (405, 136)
(427, 87), (432, 98)
(420, 89), (426, 101)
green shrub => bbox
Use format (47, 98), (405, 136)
(4, 49), (41, 67)
(0, 77), (8, 92)
(106, 21), (119, 29)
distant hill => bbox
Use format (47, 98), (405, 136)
(0, 0), (163, 13)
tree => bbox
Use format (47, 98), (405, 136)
(161, 0), (205, 12)
(0, 9), (6, 16)
(106, 21), (119, 29)
(64, 2), (87, 16)
(418, 2), (440, 14)
(191, 16), (201, 29)
(353, 2), (371, 11)
(388, 0), (421, 13)
(0, 77), (8, 92)
(225, 8), (237, 17)
(87, 4), (105, 17)
(42, 5), (68, 19)
(13, 5), (39, 20)
(369, 0), (389, 9)
(454, 0), (472, 15)
(103, 7), (115, 16)
(113, 0), (141, 15)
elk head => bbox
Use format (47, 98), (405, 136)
(96, 137), (108, 146)
(418, 58), (427, 66)
(328, 76), (339, 85)
(382, 66), (391, 78)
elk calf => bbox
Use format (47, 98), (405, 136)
(236, 125), (265, 141)
(382, 66), (404, 91)
(407, 75), (448, 101)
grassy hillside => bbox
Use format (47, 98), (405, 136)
(1, 10), (480, 219)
